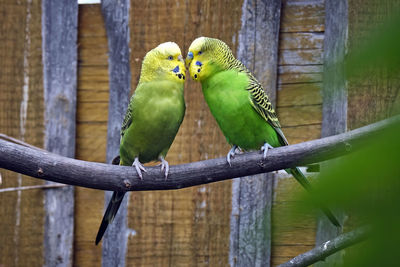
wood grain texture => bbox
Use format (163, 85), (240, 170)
(277, 0), (326, 146)
(231, 1), (281, 266)
(273, 0), (327, 265)
(74, 5), (108, 266)
(280, 125), (322, 145)
(0, 1), (44, 266)
(126, 1), (242, 266)
(42, 1), (78, 266)
(279, 49), (323, 65)
(278, 66), (323, 84)
(272, 176), (317, 265)
(321, 0), (348, 138)
(277, 83), (322, 107)
(280, 0), (325, 33)
(101, 0), (131, 266)
(279, 32), (324, 50)
(315, 0), (348, 266)
(347, 0), (400, 130)
(279, 105), (322, 127)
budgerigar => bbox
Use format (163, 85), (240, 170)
(95, 42), (186, 244)
(186, 37), (340, 227)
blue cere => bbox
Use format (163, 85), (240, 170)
(172, 66), (180, 73)
(195, 61), (202, 66)
(187, 51), (194, 59)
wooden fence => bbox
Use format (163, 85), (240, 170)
(0, 0), (399, 266)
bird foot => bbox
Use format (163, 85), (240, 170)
(132, 157), (147, 179)
(158, 156), (170, 180)
(260, 143), (273, 159)
(226, 145), (238, 167)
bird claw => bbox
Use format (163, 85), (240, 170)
(132, 157), (147, 180)
(159, 156), (169, 180)
(260, 143), (273, 159)
(226, 145), (238, 167)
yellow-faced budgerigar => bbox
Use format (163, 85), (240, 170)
(186, 37), (340, 227)
(96, 42), (186, 244)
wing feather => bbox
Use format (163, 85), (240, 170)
(120, 95), (134, 137)
(245, 78), (289, 145)
(231, 58), (289, 145)
(212, 39), (289, 145)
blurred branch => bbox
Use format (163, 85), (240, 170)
(0, 115), (399, 192)
(277, 226), (370, 267)
(0, 133), (46, 151)
(0, 183), (67, 193)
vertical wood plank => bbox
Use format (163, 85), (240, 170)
(321, 0), (348, 138)
(0, 0), (44, 266)
(315, 0), (348, 266)
(74, 4), (108, 266)
(231, 0), (281, 266)
(272, 0), (327, 265)
(42, 0), (78, 266)
(100, 0), (131, 266)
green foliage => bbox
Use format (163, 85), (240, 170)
(309, 121), (400, 266)
(292, 7), (400, 266)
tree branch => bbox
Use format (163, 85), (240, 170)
(0, 115), (399, 192)
(277, 226), (370, 267)
(0, 183), (67, 193)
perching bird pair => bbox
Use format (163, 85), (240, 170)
(95, 37), (340, 245)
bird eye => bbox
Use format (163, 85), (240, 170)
(168, 56), (173, 60)
(198, 51), (203, 55)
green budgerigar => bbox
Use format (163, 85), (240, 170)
(95, 42), (186, 244)
(186, 37), (340, 227)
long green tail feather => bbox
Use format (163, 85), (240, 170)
(287, 167), (341, 227)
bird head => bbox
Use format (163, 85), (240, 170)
(186, 37), (233, 82)
(140, 42), (186, 84)
(186, 37), (214, 82)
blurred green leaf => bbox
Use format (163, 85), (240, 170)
(290, 6), (400, 266)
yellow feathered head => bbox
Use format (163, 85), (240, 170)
(139, 42), (186, 84)
(186, 37), (234, 82)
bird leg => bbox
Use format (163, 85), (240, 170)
(158, 156), (170, 180)
(132, 157), (146, 180)
(226, 145), (238, 167)
(260, 143), (274, 159)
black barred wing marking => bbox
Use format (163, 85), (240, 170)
(246, 77), (290, 146)
(121, 95), (134, 137)
(207, 37), (289, 145)
(246, 79), (281, 129)
(208, 40), (281, 128)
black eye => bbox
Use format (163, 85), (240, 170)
(168, 56), (173, 60)
(198, 51), (203, 55)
